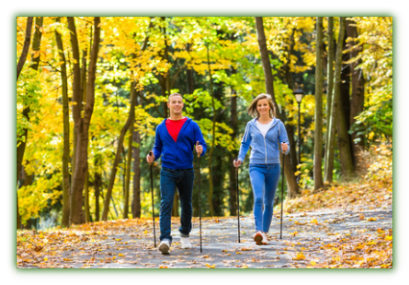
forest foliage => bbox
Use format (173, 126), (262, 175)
(16, 16), (393, 228)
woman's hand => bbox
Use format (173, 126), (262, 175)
(233, 159), (242, 168)
(281, 142), (288, 153)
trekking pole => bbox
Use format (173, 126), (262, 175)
(280, 146), (285, 239)
(149, 151), (157, 247)
(235, 160), (240, 243)
(197, 142), (203, 253)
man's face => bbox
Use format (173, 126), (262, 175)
(167, 95), (184, 115)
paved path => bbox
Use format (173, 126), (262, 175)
(19, 204), (392, 269)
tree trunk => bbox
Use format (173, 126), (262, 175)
(333, 18), (355, 181)
(30, 17), (43, 71)
(84, 169), (90, 223)
(17, 17), (42, 229)
(94, 156), (102, 222)
(314, 17), (324, 191)
(283, 28), (298, 175)
(324, 17), (336, 183)
(228, 66), (238, 216)
(186, 60), (200, 216)
(255, 17), (299, 198)
(206, 43), (215, 217)
(68, 17), (101, 225)
(132, 116), (141, 218)
(161, 17), (169, 117)
(55, 17), (71, 227)
(346, 19), (365, 155)
(101, 79), (138, 221)
(338, 22), (356, 169)
(172, 192), (179, 217)
(16, 17), (33, 80)
(123, 84), (135, 219)
(212, 80), (225, 217)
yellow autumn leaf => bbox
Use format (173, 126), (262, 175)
(310, 261), (317, 266)
(44, 257), (48, 262)
(118, 253), (124, 257)
(310, 219), (318, 225)
(293, 252), (306, 260)
(205, 263), (216, 268)
(241, 264), (249, 268)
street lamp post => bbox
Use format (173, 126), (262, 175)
(293, 86), (304, 183)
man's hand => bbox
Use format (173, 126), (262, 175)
(146, 151), (155, 164)
(233, 159), (242, 168)
(196, 141), (203, 157)
(281, 142), (288, 153)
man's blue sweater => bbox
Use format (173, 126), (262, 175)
(153, 117), (207, 169)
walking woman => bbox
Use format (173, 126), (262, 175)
(233, 94), (290, 245)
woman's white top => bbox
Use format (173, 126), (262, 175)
(256, 118), (275, 137)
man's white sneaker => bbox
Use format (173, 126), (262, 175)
(261, 232), (268, 245)
(180, 237), (192, 249)
(158, 240), (170, 254)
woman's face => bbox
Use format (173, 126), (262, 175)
(256, 99), (270, 117)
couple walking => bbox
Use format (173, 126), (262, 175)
(146, 92), (290, 254)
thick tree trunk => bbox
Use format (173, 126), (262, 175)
(332, 18), (355, 181)
(255, 17), (299, 198)
(55, 17), (71, 227)
(101, 81), (138, 221)
(69, 17), (101, 225)
(16, 17), (33, 80)
(324, 17), (336, 183)
(314, 17), (324, 191)
(346, 19), (365, 155)
(338, 22), (356, 169)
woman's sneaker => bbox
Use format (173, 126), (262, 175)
(180, 237), (192, 249)
(253, 231), (263, 245)
(261, 232), (268, 245)
(158, 239), (170, 254)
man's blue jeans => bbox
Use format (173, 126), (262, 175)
(249, 164), (281, 233)
(159, 167), (195, 243)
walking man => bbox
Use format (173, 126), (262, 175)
(146, 93), (206, 254)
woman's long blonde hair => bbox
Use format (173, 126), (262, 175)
(247, 93), (276, 118)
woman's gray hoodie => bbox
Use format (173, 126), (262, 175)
(237, 118), (290, 165)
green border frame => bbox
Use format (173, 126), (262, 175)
(4, 0), (409, 284)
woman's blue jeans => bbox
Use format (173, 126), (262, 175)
(159, 167), (195, 243)
(249, 164), (281, 233)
